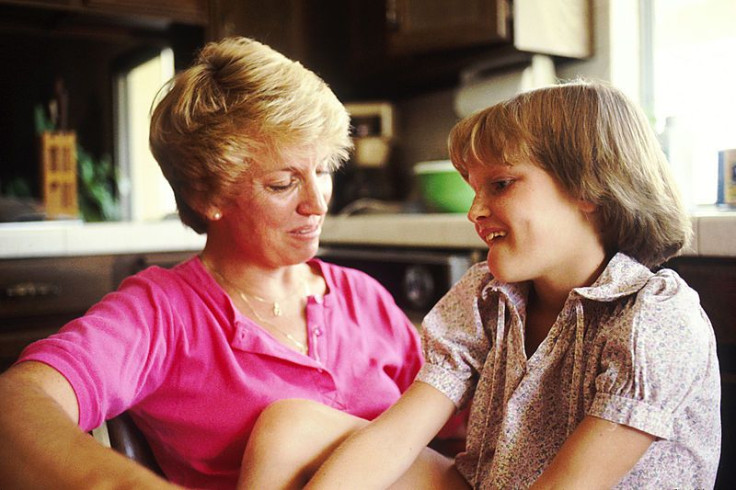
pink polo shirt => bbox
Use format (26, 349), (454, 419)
(19, 256), (423, 489)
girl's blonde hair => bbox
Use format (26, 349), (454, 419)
(448, 80), (691, 268)
(150, 36), (353, 233)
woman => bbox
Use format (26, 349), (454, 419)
(0, 37), (423, 489)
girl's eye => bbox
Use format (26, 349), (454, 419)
(491, 179), (514, 193)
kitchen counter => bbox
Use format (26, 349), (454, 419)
(0, 208), (734, 259)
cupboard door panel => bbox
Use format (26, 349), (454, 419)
(386, 0), (508, 55)
(0, 256), (115, 321)
(84, 0), (209, 24)
(670, 257), (736, 348)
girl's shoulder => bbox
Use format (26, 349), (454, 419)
(633, 265), (704, 323)
(581, 254), (712, 343)
(598, 264), (713, 350)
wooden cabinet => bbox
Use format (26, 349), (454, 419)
(83, 0), (208, 26)
(0, 255), (115, 371)
(0, 0), (209, 25)
(208, 0), (592, 99)
(0, 251), (195, 371)
(666, 256), (736, 489)
(385, 0), (591, 58)
(385, 0), (509, 55)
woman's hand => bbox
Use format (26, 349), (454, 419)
(531, 415), (655, 489)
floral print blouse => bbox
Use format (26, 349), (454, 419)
(416, 253), (721, 489)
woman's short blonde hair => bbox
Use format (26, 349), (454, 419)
(448, 79), (691, 268)
(150, 36), (353, 233)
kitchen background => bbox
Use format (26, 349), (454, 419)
(0, 0), (735, 487)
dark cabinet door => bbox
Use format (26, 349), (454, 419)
(386, 0), (509, 55)
(667, 256), (736, 489)
(206, 0), (591, 100)
(84, 0), (209, 25)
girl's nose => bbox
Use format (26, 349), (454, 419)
(467, 193), (490, 223)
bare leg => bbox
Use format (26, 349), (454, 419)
(237, 399), (469, 490)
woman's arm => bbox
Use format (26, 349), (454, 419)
(0, 361), (179, 490)
(531, 415), (655, 489)
(305, 381), (459, 489)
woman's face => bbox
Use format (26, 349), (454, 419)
(466, 157), (604, 289)
(216, 147), (334, 268)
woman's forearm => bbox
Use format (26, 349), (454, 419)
(0, 364), (179, 490)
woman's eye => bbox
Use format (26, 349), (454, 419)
(267, 180), (296, 192)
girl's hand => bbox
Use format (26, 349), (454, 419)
(306, 381), (460, 489)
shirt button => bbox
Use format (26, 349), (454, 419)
(314, 327), (323, 336)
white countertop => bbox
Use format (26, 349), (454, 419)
(1, 209), (734, 259)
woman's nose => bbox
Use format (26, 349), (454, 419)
(298, 176), (330, 215)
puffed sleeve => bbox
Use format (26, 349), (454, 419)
(588, 269), (718, 439)
(415, 262), (492, 407)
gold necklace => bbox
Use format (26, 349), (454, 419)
(203, 260), (309, 354)
(245, 290), (287, 317)
(237, 292), (308, 355)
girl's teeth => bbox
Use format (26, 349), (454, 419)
(486, 231), (506, 241)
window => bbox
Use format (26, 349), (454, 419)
(115, 48), (176, 221)
(642, 0), (736, 208)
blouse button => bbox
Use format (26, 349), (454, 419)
(314, 327), (323, 336)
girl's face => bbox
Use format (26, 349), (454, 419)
(216, 147), (334, 268)
(466, 157), (605, 289)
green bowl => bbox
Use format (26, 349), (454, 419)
(414, 160), (474, 213)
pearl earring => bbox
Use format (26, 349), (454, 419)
(212, 211), (222, 220)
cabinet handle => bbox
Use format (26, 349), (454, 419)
(386, 0), (400, 30)
(3, 282), (61, 298)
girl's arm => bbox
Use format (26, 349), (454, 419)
(305, 380), (458, 489)
(532, 415), (655, 489)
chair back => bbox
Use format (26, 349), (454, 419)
(102, 412), (165, 477)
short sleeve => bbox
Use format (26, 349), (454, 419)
(416, 263), (492, 407)
(588, 269), (716, 439)
(17, 271), (179, 431)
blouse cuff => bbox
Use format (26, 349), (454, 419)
(415, 363), (472, 408)
(589, 392), (673, 440)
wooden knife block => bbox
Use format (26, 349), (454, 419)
(39, 131), (78, 219)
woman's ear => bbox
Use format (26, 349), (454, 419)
(578, 199), (597, 214)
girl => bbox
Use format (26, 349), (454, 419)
(241, 80), (721, 489)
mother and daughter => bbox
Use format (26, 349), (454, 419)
(0, 34), (719, 489)
(240, 80), (721, 488)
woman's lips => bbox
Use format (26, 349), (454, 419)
(290, 223), (322, 239)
